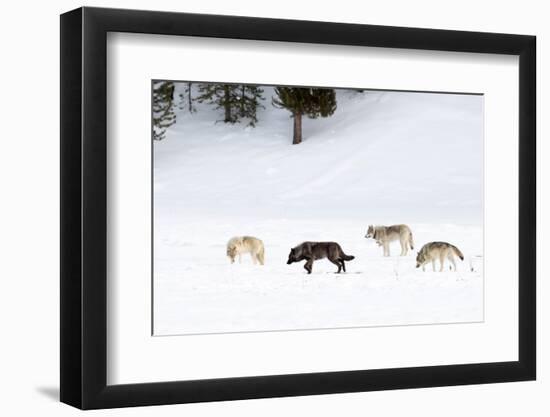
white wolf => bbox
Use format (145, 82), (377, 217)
(365, 224), (414, 256)
(226, 236), (265, 265)
(415, 241), (464, 272)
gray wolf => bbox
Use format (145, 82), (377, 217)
(286, 241), (355, 274)
(226, 236), (265, 265)
(365, 224), (414, 256)
(415, 242), (464, 272)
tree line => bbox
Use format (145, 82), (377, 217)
(153, 81), (338, 144)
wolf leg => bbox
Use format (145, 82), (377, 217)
(383, 243), (390, 257)
(238, 254), (242, 264)
(448, 254), (457, 271)
(340, 260), (346, 272)
(251, 253), (257, 264)
(304, 258), (313, 274)
(439, 253), (446, 272)
(329, 258), (342, 273)
(431, 259), (436, 272)
(400, 239), (407, 256)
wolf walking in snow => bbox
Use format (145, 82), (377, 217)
(365, 224), (414, 256)
(226, 236), (265, 265)
(415, 242), (464, 272)
(286, 241), (355, 274)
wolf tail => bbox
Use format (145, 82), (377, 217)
(257, 246), (265, 265)
(409, 232), (414, 250)
(341, 254), (355, 261)
(452, 245), (464, 261)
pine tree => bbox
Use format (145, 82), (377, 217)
(237, 85), (265, 126)
(272, 87), (337, 144)
(152, 81), (176, 141)
(196, 84), (238, 123)
(179, 82), (196, 113)
(196, 84), (264, 125)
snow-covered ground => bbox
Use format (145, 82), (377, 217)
(153, 87), (484, 335)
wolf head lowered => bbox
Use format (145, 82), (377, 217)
(287, 247), (303, 264)
(364, 225), (375, 239)
(415, 250), (428, 268)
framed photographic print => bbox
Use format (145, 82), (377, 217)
(60, 6), (536, 409)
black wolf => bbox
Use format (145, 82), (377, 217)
(286, 241), (355, 274)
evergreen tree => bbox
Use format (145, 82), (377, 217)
(179, 82), (196, 113)
(272, 87), (337, 144)
(152, 81), (176, 141)
(196, 84), (239, 124)
(196, 83), (264, 125)
(237, 85), (265, 126)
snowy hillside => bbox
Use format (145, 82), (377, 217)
(153, 87), (484, 335)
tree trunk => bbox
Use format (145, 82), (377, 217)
(292, 112), (302, 144)
(187, 82), (193, 112)
(240, 85), (246, 117)
(224, 85), (231, 122)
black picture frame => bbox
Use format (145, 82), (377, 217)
(60, 6), (536, 410)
